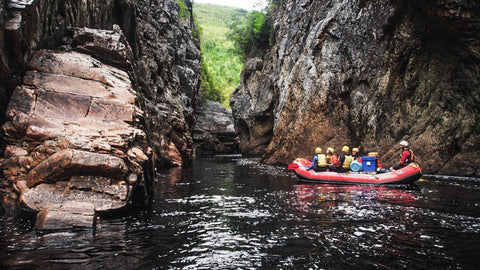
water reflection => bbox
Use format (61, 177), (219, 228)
(290, 184), (419, 213)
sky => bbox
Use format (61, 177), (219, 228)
(193, 0), (267, 11)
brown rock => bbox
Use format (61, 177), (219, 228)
(14, 180), (29, 194)
(26, 149), (128, 188)
(71, 26), (133, 70)
(22, 182), (127, 212)
(0, 0), (201, 219)
(128, 147), (148, 162)
(35, 201), (96, 231)
(2, 31), (146, 214)
(4, 146), (28, 158)
(26, 149), (74, 187)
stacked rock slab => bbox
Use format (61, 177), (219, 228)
(193, 100), (238, 156)
(1, 27), (148, 230)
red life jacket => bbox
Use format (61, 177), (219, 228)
(401, 149), (414, 165)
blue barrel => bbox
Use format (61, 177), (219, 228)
(350, 160), (362, 172)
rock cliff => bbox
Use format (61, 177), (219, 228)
(193, 100), (237, 156)
(230, 0), (480, 176)
(0, 0), (201, 220)
(133, 0), (201, 167)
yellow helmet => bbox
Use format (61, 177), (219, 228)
(315, 147), (322, 154)
(327, 147), (334, 154)
(342, 146), (350, 153)
(352, 147), (359, 152)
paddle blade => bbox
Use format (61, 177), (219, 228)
(288, 163), (299, 170)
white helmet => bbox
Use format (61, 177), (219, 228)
(400, 141), (408, 147)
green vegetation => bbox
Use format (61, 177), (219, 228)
(227, 8), (273, 61)
(194, 2), (273, 108)
(194, 3), (246, 108)
(175, 0), (190, 22)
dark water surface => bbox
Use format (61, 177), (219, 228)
(1, 156), (480, 269)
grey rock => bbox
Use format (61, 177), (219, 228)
(194, 100), (238, 155)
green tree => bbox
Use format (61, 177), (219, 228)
(194, 3), (248, 107)
(227, 6), (273, 61)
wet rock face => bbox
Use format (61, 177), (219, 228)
(0, 0), (136, 124)
(1, 27), (148, 215)
(230, 58), (274, 156)
(0, 0), (201, 217)
(133, 0), (201, 167)
(1, 0), (200, 168)
(231, 0), (480, 176)
(193, 100), (238, 156)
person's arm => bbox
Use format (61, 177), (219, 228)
(307, 156), (317, 170)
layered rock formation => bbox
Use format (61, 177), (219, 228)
(231, 0), (480, 176)
(0, 0), (200, 166)
(0, 0), (201, 221)
(1, 28), (148, 228)
(193, 100), (238, 156)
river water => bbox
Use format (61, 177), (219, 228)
(1, 156), (479, 269)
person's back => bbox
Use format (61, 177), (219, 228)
(403, 148), (414, 164)
(400, 146), (413, 166)
(326, 147), (337, 165)
(342, 155), (354, 170)
(337, 146), (352, 172)
(307, 147), (327, 172)
(317, 153), (327, 166)
(315, 153), (327, 172)
(328, 146), (351, 173)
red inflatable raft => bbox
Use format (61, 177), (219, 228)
(288, 158), (422, 185)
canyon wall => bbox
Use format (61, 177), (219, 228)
(1, 0), (200, 167)
(0, 0), (200, 214)
(193, 100), (237, 156)
(231, 0), (480, 176)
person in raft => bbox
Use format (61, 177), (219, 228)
(390, 140), (415, 171)
(352, 147), (362, 162)
(325, 147), (338, 169)
(306, 147), (328, 172)
(328, 146), (354, 173)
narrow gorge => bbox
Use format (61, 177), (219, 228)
(0, 0), (479, 227)
(1, 1), (480, 268)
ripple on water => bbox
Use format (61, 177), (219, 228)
(1, 158), (480, 269)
